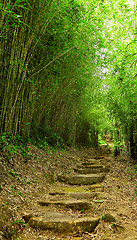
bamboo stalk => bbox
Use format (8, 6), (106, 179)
(6, 65), (27, 130)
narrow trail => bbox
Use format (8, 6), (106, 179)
(18, 144), (137, 240)
(1, 142), (136, 240)
(27, 154), (109, 234)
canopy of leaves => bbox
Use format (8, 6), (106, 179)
(0, 0), (136, 156)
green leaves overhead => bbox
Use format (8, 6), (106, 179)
(95, 0), (137, 158)
(0, 0), (136, 153)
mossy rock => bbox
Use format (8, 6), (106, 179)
(29, 212), (100, 233)
(38, 199), (92, 210)
(58, 173), (106, 185)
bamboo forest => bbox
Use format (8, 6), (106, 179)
(0, 1), (137, 240)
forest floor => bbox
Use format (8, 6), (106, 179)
(0, 142), (137, 240)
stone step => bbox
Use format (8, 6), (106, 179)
(75, 168), (105, 174)
(78, 164), (104, 169)
(58, 173), (105, 185)
(80, 162), (110, 170)
(49, 191), (99, 199)
(68, 192), (99, 199)
(94, 155), (105, 159)
(38, 199), (92, 210)
(91, 187), (104, 192)
(82, 159), (98, 165)
(81, 162), (103, 167)
(74, 166), (109, 174)
(29, 211), (100, 233)
(88, 183), (104, 192)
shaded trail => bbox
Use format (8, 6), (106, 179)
(18, 144), (137, 240)
(27, 154), (109, 234)
(1, 143), (136, 240)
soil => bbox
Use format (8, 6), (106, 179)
(0, 142), (137, 240)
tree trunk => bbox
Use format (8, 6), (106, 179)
(114, 121), (120, 157)
(130, 123), (135, 159)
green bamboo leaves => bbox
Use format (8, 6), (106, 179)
(1, 0), (136, 153)
(0, 0), (99, 146)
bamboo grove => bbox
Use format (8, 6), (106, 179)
(0, 0), (137, 158)
(0, 0), (99, 145)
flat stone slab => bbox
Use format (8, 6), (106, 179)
(87, 164), (104, 168)
(49, 191), (98, 199)
(29, 212), (100, 233)
(88, 184), (104, 191)
(68, 192), (98, 199)
(81, 162), (103, 167)
(75, 166), (108, 174)
(86, 158), (97, 161)
(38, 199), (92, 210)
(73, 216), (100, 232)
(91, 187), (104, 192)
(94, 156), (105, 159)
(82, 160), (98, 165)
(58, 173), (105, 185)
(76, 164), (104, 169)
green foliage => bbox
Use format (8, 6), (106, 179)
(98, 135), (106, 145)
(45, 130), (64, 148)
(91, 0), (137, 158)
(0, 0), (101, 146)
(134, 165), (137, 172)
(0, 133), (12, 150)
(0, 0), (136, 154)
(0, 133), (32, 162)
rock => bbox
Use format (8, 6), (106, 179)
(102, 213), (116, 222)
(57, 174), (68, 183)
(74, 165), (108, 174)
(88, 183), (104, 191)
(48, 191), (98, 200)
(38, 199), (92, 210)
(85, 165), (104, 169)
(94, 156), (105, 159)
(91, 188), (104, 192)
(73, 216), (100, 232)
(68, 192), (98, 199)
(82, 160), (98, 166)
(69, 173), (105, 185)
(58, 173), (105, 185)
(29, 212), (73, 232)
(29, 211), (100, 233)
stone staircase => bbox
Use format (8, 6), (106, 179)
(26, 155), (110, 235)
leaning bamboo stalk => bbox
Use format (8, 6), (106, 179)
(29, 46), (76, 79)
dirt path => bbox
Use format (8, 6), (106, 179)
(93, 158), (137, 240)
(0, 145), (137, 240)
